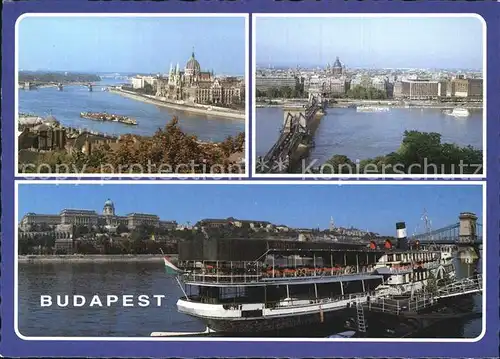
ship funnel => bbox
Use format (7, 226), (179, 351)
(396, 222), (408, 250)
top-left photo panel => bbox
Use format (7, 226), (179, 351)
(15, 14), (249, 178)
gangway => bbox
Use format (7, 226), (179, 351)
(355, 298), (367, 333)
(362, 274), (482, 316)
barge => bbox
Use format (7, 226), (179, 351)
(80, 112), (137, 125)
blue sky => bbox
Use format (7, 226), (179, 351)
(256, 17), (483, 69)
(18, 16), (246, 75)
(18, 184), (482, 235)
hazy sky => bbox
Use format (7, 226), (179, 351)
(18, 184), (482, 235)
(256, 16), (483, 69)
(18, 16), (246, 75)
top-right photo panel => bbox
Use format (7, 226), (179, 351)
(253, 15), (485, 177)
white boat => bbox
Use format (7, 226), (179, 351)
(444, 108), (470, 117)
(328, 330), (356, 338)
(356, 106), (390, 113)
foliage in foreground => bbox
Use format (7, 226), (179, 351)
(320, 131), (482, 175)
(20, 118), (245, 174)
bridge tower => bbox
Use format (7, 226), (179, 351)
(458, 212), (478, 244)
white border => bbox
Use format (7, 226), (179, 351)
(14, 13), (250, 179)
(14, 180), (486, 342)
(251, 13), (487, 179)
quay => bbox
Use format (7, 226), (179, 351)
(110, 87), (246, 120)
(256, 98), (483, 110)
(18, 254), (178, 264)
(257, 94), (326, 174)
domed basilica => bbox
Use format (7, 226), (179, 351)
(155, 50), (244, 106)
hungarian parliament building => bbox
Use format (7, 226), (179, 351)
(132, 51), (245, 106)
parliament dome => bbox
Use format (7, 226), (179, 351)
(186, 51), (201, 73)
(333, 57), (342, 68)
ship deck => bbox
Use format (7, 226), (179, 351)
(182, 272), (384, 287)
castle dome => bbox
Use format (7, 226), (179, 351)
(185, 51), (201, 73)
(103, 199), (115, 216)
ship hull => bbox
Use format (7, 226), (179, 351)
(201, 309), (351, 335)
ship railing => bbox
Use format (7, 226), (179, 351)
(365, 274), (482, 315)
(436, 274), (482, 297)
(264, 291), (377, 310)
(180, 265), (375, 284)
(181, 273), (263, 284)
(364, 294), (437, 315)
(382, 262), (441, 274)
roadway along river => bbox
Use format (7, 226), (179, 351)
(256, 107), (483, 164)
(17, 259), (481, 338)
(19, 80), (245, 142)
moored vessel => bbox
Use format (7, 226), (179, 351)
(443, 107), (470, 118)
(356, 106), (390, 113)
(165, 221), (463, 335)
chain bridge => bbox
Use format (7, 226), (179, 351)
(410, 212), (482, 248)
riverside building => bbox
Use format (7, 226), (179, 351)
(19, 198), (177, 233)
(154, 51), (245, 106)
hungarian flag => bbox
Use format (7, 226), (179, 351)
(164, 256), (181, 275)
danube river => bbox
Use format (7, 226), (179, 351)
(18, 259), (481, 338)
(18, 80), (244, 142)
(256, 107), (483, 164)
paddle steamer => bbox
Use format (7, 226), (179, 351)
(166, 222), (458, 334)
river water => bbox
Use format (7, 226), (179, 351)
(18, 80), (244, 142)
(17, 259), (482, 338)
(256, 107), (483, 164)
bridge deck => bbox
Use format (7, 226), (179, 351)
(260, 97), (325, 173)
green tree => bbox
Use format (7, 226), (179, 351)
(322, 131), (483, 175)
(347, 85), (387, 100)
(324, 155), (355, 174)
(116, 223), (129, 235)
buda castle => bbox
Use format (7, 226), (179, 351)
(19, 199), (177, 240)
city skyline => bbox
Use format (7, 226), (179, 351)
(256, 16), (484, 70)
(18, 184), (483, 235)
(18, 16), (246, 75)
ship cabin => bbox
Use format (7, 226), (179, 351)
(371, 240), (455, 289)
(176, 238), (386, 310)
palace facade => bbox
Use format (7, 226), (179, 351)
(19, 199), (177, 237)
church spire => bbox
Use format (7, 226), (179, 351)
(191, 46), (195, 58)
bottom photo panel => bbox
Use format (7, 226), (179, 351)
(15, 182), (484, 340)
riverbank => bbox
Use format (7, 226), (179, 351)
(111, 88), (246, 120)
(18, 254), (178, 264)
